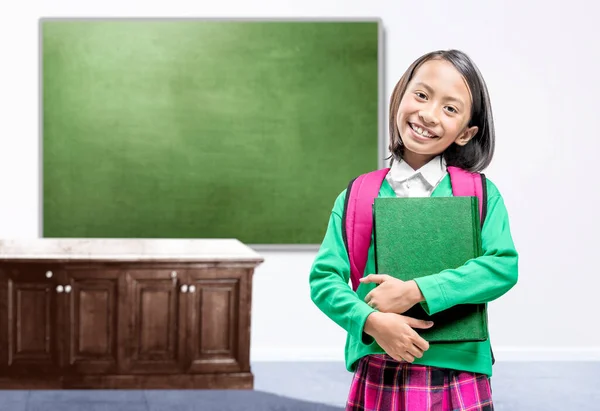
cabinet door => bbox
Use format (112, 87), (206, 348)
(124, 268), (186, 373)
(61, 267), (124, 374)
(185, 268), (250, 374)
(0, 264), (61, 375)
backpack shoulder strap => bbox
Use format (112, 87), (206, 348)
(447, 166), (488, 227)
(342, 168), (390, 291)
(447, 166), (494, 365)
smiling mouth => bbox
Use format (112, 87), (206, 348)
(409, 123), (438, 139)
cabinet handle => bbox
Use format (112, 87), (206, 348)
(180, 284), (188, 293)
(64, 285), (72, 293)
(56, 285), (64, 293)
(171, 271), (177, 278)
(188, 285), (196, 293)
(46, 271), (53, 278)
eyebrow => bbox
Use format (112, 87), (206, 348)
(413, 82), (465, 106)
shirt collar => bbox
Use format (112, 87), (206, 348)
(389, 156), (447, 188)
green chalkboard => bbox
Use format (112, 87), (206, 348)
(42, 19), (380, 244)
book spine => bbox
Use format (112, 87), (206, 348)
(473, 197), (483, 257)
(473, 196), (488, 340)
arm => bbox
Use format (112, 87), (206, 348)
(309, 191), (377, 343)
(310, 191), (439, 362)
(413, 185), (519, 315)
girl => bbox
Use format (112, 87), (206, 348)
(309, 49), (518, 411)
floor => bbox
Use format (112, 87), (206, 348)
(254, 361), (600, 410)
(0, 362), (598, 410)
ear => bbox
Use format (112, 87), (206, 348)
(454, 125), (478, 146)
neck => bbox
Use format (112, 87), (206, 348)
(401, 151), (437, 171)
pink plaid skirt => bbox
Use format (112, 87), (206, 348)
(346, 354), (493, 411)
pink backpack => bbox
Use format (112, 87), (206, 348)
(341, 165), (487, 291)
(341, 165), (493, 362)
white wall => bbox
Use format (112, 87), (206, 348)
(1, 0), (599, 362)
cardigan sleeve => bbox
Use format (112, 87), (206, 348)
(413, 179), (519, 315)
(309, 189), (377, 344)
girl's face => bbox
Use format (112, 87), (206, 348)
(395, 59), (479, 169)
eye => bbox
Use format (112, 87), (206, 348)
(445, 106), (458, 114)
(414, 92), (427, 100)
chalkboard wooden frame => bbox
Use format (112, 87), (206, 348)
(40, 18), (385, 248)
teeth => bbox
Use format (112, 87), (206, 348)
(411, 124), (433, 138)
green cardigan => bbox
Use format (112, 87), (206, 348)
(309, 173), (518, 376)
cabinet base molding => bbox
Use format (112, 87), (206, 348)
(0, 373), (254, 389)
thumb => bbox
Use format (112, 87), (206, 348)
(360, 274), (392, 284)
(405, 317), (434, 329)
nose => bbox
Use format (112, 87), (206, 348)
(419, 110), (438, 126)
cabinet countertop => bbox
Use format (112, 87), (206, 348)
(0, 238), (264, 264)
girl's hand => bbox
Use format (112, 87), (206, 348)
(361, 274), (425, 314)
(364, 312), (433, 363)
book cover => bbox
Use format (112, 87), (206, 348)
(373, 196), (488, 342)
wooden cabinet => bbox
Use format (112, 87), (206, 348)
(0, 239), (263, 389)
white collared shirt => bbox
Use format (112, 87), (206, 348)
(385, 156), (447, 198)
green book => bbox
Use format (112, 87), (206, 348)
(373, 197), (488, 342)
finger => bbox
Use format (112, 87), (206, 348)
(364, 291), (372, 303)
(405, 317), (434, 330)
(359, 274), (391, 284)
(386, 350), (406, 363)
(400, 353), (415, 363)
(389, 352), (405, 363)
(406, 343), (424, 359)
(411, 334), (430, 352)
